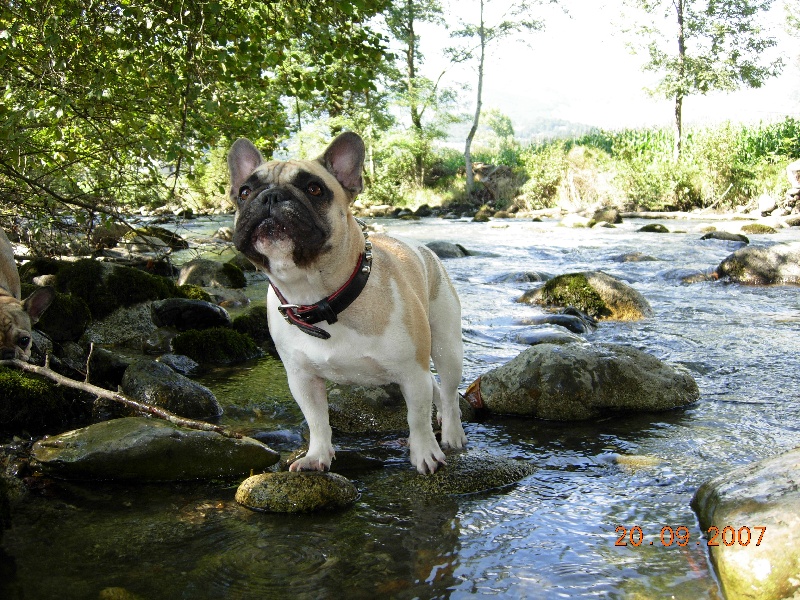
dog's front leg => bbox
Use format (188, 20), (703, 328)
(286, 371), (335, 471)
(401, 373), (447, 474)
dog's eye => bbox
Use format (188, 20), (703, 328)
(307, 182), (323, 197)
(239, 186), (251, 200)
(18, 336), (30, 349)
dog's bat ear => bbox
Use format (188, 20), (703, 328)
(23, 285), (55, 325)
(228, 138), (264, 204)
(321, 132), (365, 197)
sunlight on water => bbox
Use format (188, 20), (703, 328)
(2, 216), (798, 599)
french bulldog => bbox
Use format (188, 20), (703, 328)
(228, 132), (467, 474)
(0, 229), (55, 361)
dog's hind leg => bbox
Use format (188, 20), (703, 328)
(429, 286), (467, 451)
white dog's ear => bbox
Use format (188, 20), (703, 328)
(228, 138), (264, 203)
(321, 132), (365, 197)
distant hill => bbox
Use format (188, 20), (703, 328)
(444, 116), (597, 147)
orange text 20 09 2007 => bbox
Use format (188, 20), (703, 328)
(614, 525), (767, 547)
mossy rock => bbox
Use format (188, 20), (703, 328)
(178, 284), (213, 302)
(0, 366), (73, 430)
(18, 257), (66, 283)
(519, 271), (653, 321)
(235, 471), (358, 513)
(740, 223), (777, 235)
(220, 263), (247, 289)
(531, 273), (609, 318)
(172, 327), (263, 365)
(232, 306), (272, 346)
(57, 260), (182, 319)
(21, 285), (91, 342)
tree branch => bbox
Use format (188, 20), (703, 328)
(0, 358), (243, 439)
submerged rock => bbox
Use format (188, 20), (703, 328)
(691, 446), (800, 600)
(120, 359), (222, 419)
(327, 383), (476, 433)
(425, 241), (469, 259)
(177, 258), (246, 289)
(465, 343), (699, 420)
(32, 417), (278, 480)
(151, 298), (232, 331)
(235, 471), (358, 513)
(701, 231), (749, 245)
(715, 242), (800, 285)
(518, 271), (653, 321)
(384, 452), (535, 497)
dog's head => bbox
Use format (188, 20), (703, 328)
(227, 132), (365, 273)
(0, 286), (54, 361)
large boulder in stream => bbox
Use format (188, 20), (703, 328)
(32, 417), (279, 481)
(691, 446), (800, 600)
(518, 271), (653, 321)
(120, 359), (222, 418)
(465, 343), (699, 420)
(715, 242), (800, 285)
(235, 471), (359, 513)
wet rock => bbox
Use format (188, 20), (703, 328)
(122, 226), (189, 251)
(701, 231), (750, 245)
(250, 429), (305, 452)
(638, 223), (669, 233)
(142, 327), (178, 354)
(177, 258), (246, 289)
(83, 302), (158, 348)
(32, 417), (278, 480)
(235, 471), (358, 513)
(425, 241), (469, 259)
(610, 252), (660, 262)
(518, 271), (653, 321)
(327, 383), (476, 433)
(385, 452), (536, 497)
(157, 353), (201, 376)
(465, 343), (699, 420)
(87, 348), (132, 390)
(691, 446), (800, 600)
(172, 327), (263, 365)
(120, 359), (222, 419)
(715, 242), (800, 285)
(659, 268), (715, 284)
(492, 271), (551, 283)
(517, 312), (595, 334)
(515, 329), (584, 346)
(151, 298), (232, 331)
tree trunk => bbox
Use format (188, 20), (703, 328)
(673, 0), (685, 162)
(465, 0), (485, 198)
(405, 0), (425, 186)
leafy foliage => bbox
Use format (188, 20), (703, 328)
(0, 0), (390, 251)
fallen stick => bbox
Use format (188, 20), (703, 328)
(0, 358), (242, 439)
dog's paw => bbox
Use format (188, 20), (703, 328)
(409, 435), (447, 474)
(440, 421), (467, 450)
(289, 451), (334, 472)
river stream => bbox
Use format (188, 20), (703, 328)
(2, 215), (799, 599)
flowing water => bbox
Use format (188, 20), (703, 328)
(3, 216), (800, 599)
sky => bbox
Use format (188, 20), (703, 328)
(414, 0), (800, 134)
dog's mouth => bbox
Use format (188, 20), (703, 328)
(233, 189), (331, 269)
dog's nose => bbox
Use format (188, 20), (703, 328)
(1, 348), (16, 360)
(255, 188), (286, 213)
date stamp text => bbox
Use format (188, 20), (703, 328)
(615, 525), (767, 547)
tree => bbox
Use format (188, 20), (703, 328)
(449, 0), (552, 197)
(385, 0), (454, 185)
(0, 1), (389, 251)
(623, 0), (783, 161)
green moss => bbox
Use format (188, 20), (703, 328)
(0, 366), (69, 429)
(539, 273), (610, 318)
(232, 306), (272, 346)
(18, 258), (66, 283)
(20, 286), (91, 342)
(172, 327), (263, 365)
(220, 262), (246, 289)
(56, 259), (181, 318)
(178, 284), (213, 302)
(740, 223), (777, 234)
